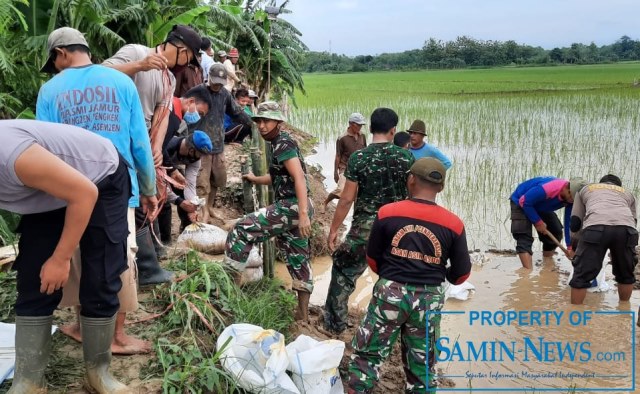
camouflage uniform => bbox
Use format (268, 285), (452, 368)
(225, 130), (314, 293)
(348, 279), (444, 393)
(324, 143), (414, 333)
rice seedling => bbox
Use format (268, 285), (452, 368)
(291, 63), (640, 251)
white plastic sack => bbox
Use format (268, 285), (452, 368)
(286, 335), (345, 394)
(177, 223), (227, 254)
(568, 265), (610, 293)
(217, 324), (300, 394)
(444, 280), (475, 301)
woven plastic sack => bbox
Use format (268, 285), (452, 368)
(217, 324), (300, 394)
(286, 335), (345, 394)
(177, 223), (227, 254)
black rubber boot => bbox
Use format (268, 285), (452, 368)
(136, 225), (174, 286)
(157, 204), (173, 244)
(151, 219), (168, 260)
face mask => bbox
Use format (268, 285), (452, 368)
(171, 63), (187, 74)
(184, 104), (201, 124)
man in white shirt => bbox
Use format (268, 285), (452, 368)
(200, 37), (214, 82)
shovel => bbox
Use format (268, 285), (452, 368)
(543, 231), (570, 255)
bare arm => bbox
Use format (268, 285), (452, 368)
(104, 53), (168, 77)
(283, 157), (311, 238)
(328, 179), (358, 251)
(149, 105), (170, 166)
(334, 138), (342, 182)
(244, 173), (272, 185)
(14, 144), (99, 294)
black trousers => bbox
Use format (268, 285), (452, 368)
(510, 201), (563, 254)
(570, 225), (639, 288)
(14, 156), (130, 317)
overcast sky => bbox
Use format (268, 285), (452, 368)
(283, 0), (638, 56)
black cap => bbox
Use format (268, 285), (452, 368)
(168, 25), (202, 67)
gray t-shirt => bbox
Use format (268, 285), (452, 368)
(102, 44), (175, 130)
(0, 120), (119, 215)
(572, 183), (637, 229)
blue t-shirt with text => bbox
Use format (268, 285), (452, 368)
(36, 64), (156, 207)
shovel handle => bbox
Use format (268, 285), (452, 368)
(544, 231), (570, 255)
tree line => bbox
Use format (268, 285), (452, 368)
(0, 0), (307, 119)
(302, 35), (640, 73)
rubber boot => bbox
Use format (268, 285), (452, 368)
(151, 220), (167, 260)
(81, 314), (131, 394)
(136, 226), (173, 286)
(157, 204), (173, 245)
(7, 315), (53, 394)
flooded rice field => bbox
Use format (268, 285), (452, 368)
(286, 67), (640, 392)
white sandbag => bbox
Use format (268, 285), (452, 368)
(286, 335), (345, 394)
(246, 247), (263, 269)
(444, 280), (475, 301)
(568, 265), (611, 293)
(177, 223), (227, 254)
(217, 324), (300, 394)
(243, 266), (264, 283)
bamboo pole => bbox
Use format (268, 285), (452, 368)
(250, 123), (276, 278)
(240, 155), (253, 213)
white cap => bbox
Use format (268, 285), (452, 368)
(348, 112), (366, 125)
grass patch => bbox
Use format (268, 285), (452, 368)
(140, 251), (297, 392)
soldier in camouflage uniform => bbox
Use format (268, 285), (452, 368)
(348, 158), (471, 393)
(225, 101), (314, 321)
(325, 108), (415, 334)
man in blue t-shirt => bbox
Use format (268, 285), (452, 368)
(407, 119), (452, 169)
(36, 27), (157, 359)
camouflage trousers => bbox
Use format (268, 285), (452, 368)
(324, 218), (373, 333)
(348, 278), (445, 393)
(225, 197), (314, 293)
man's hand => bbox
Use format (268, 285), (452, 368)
(298, 212), (311, 238)
(327, 230), (339, 252)
(140, 53), (168, 71)
(564, 249), (575, 260)
(534, 221), (547, 234)
(333, 170), (339, 184)
(40, 256), (70, 295)
(242, 172), (256, 184)
(170, 171), (186, 189)
(187, 212), (198, 223)
(141, 195), (159, 221)
(180, 200), (197, 213)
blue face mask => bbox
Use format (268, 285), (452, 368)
(184, 109), (201, 124)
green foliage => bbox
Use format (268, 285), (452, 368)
(0, 271), (17, 322)
(303, 35), (640, 73)
(0, 0), (306, 118)
(0, 210), (20, 247)
(142, 251), (296, 392)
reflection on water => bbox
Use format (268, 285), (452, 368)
(276, 253), (640, 391)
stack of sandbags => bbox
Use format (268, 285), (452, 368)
(243, 247), (264, 282)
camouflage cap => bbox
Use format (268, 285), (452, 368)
(252, 101), (287, 122)
(409, 157), (446, 184)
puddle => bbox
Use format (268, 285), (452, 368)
(276, 252), (640, 391)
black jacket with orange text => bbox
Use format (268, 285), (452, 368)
(366, 198), (471, 286)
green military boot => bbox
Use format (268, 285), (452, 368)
(81, 314), (131, 394)
(8, 315), (53, 394)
